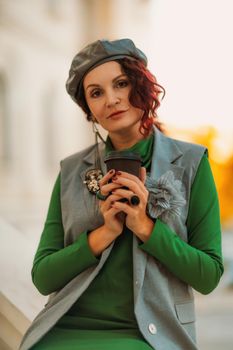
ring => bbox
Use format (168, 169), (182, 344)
(130, 195), (140, 206)
(96, 190), (108, 201)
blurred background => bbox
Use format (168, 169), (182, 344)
(0, 0), (233, 349)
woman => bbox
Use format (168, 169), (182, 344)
(20, 38), (224, 350)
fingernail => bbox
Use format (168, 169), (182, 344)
(109, 169), (115, 174)
(116, 171), (121, 175)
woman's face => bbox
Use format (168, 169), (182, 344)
(83, 61), (143, 137)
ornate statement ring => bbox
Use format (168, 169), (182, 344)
(96, 190), (108, 201)
(130, 195), (140, 206)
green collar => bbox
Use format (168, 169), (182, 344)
(105, 133), (154, 169)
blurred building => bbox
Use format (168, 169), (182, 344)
(0, 0), (93, 199)
(0, 1), (156, 349)
(0, 1), (88, 348)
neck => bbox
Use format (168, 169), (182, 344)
(108, 129), (145, 150)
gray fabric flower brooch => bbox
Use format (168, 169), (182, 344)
(145, 171), (186, 221)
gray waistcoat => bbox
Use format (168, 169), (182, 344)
(20, 127), (206, 350)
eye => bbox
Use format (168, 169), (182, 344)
(115, 79), (129, 88)
(90, 89), (102, 98)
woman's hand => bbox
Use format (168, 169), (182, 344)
(110, 168), (154, 242)
(98, 169), (125, 238)
(87, 169), (128, 257)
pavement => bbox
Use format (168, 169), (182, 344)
(195, 282), (233, 350)
(195, 230), (233, 350)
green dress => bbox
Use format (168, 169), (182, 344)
(31, 134), (223, 349)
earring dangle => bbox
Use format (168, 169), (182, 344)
(92, 119), (106, 144)
(83, 117), (105, 195)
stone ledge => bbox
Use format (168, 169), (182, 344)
(0, 292), (30, 350)
(0, 217), (46, 349)
(0, 217), (46, 321)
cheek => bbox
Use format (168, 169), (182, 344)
(87, 103), (104, 123)
(131, 106), (144, 119)
(85, 98), (98, 115)
(124, 88), (131, 102)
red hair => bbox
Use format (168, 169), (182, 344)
(77, 57), (165, 136)
(118, 58), (165, 136)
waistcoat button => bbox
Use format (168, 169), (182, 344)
(148, 323), (157, 334)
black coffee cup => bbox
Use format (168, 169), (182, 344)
(104, 151), (142, 178)
(104, 151), (142, 211)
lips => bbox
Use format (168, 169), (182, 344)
(107, 110), (128, 119)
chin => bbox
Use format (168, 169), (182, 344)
(109, 123), (140, 135)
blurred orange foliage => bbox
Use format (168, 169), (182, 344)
(166, 126), (233, 226)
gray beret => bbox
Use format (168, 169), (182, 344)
(66, 38), (147, 104)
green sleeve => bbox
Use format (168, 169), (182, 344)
(140, 154), (224, 294)
(31, 173), (99, 296)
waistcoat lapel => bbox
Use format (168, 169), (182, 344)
(133, 127), (185, 304)
(78, 144), (107, 234)
(80, 141), (107, 172)
(150, 126), (184, 181)
(80, 141), (106, 179)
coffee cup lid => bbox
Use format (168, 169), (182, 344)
(104, 151), (142, 162)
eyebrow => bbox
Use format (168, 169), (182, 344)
(85, 74), (127, 90)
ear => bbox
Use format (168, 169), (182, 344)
(140, 167), (146, 184)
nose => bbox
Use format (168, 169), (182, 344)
(105, 89), (120, 108)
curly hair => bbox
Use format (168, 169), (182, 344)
(76, 57), (165, 136)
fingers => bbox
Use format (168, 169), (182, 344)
(111, 173), (148, 200)
(98, 169), (121, 196)
(111, 170), (145, 190)
(111, 188), (134, 201)
(100, 193), (126, 224)
(100, 168), (146, 188)
(100, 193), (124, 212)
(98, 168), (148, 202)
(106, 205), (125, 217)
(110, 188), (146, 205)
(101, 182), (122, 196)
(110, 199), (135, 216)
(99, 169), (115, 187)
(140, 167), (147, 184)
(98, 169), (149, 237)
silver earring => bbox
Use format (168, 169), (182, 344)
(92, 119), (106, 144)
